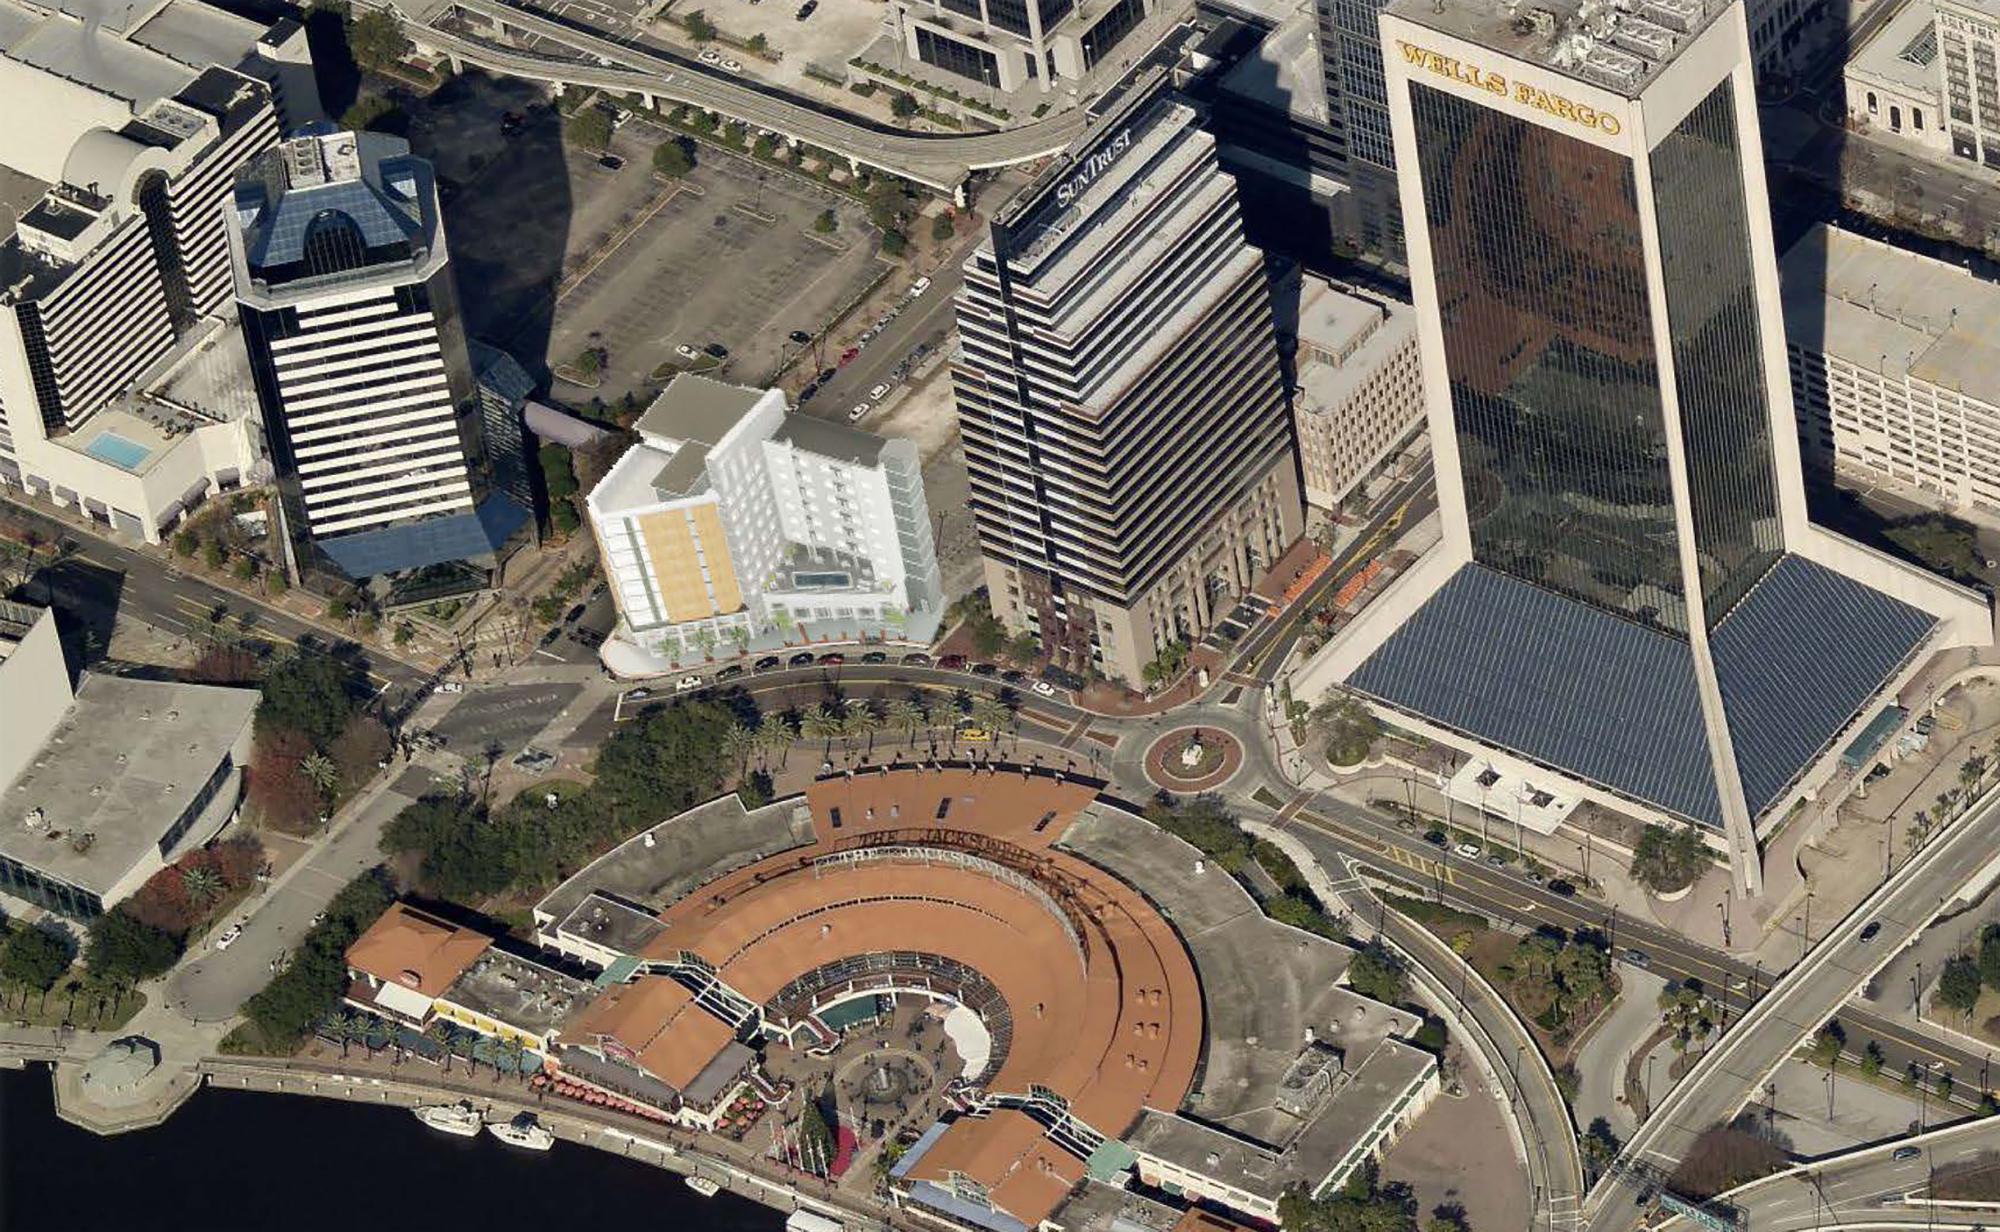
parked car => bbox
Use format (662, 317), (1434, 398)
(861, 651), (888, 664)
(754, 656), (783, 672)
(819, 654), (845, 666)
(839, 346), (860, 365)
(626, 687), (653, 701)
(706, 342), (729, 358)
(911, 276), (932, 295)
(799, 382), (820, 402)
(699, 47), (721, 63)
(1893, 1146), (1923, 1162)
(970, 662), (999, 677)
(564, 604), (587, 623)
(573, 629), (606, 648)
(436, 681), (464, 694)
(676, 343), (699, 358)
(1622, 949), (1650, 968)
(720, 58), (742, 73)
(818, 367), (837, 383)
(849, 403), (869, 422)
(597, 154), (625, 171)
(1031, 680), (1056, 697)
(789, 651), (816, 667)
(1001, 669), (1025, 684)
(902, 652), (933, 666)
(790, 329), (813, 343)
(1453, 841), (1481, 859)
(539, 628), (563, 647)
(795, 0), (817, 17)
(1858, 920), (1883, 942)
(939, 654), (968, 670)
(1422, 829), (1448, 849)
(674, 674), (704, 691)
(1547, 879), (1577, 897)
(215, 924), (243, 951)
(715, 664), (745, 680)
(869, 383), (890, 400)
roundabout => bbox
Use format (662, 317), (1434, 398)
(1144, 726), (1244, 793)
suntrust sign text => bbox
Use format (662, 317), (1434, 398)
(1054, 129), (1134, 208)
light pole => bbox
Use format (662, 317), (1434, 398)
(1802, 890), (1815, 960)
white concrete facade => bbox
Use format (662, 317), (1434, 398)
(1842, 0), (1950, 153)
(1289, 277), (1424, 512)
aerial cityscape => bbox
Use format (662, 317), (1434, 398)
(9, 0), (2000, 1223)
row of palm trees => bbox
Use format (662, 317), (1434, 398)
(324, 1009), (537, 1081)
(719, 693), (1021, 773)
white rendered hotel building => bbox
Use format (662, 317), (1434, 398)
(1293, 0), (1991, 895)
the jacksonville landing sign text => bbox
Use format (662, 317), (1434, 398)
(1396, 41), (1625, 136)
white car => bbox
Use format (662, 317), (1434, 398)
(868, 383), (889, 400)
(215, 923), (243, 951)
(674, 674), (704, 691)
(436, 680), (463, 694)
(1453, 842), (1482, 859)
(911, 276), (932, 296)
(848, 403), (869, 422)
(720, 58), (742, 73)
(676, 343), (699, 359)
(698, 48), (721, 64)
(1032, 680), (1056, 697)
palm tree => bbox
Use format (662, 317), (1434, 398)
(757, 714), (794, 769)
(884, 699), (924, 749)
(970, 696), (1010, 743)
(724, 723), (757, 774)
(1962, 755), (1989, 794)
(334, 1010), (363, 1059)
(802, 705), (841, 757)
(180, 864), (224, 909)
(299, 752), (339, 799)
(424, 1019), (455, 1073)
(844, 705), (884, 758)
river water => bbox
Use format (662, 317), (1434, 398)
(0, 1063), (790, 1232)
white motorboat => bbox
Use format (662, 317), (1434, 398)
(487, 1111), (556, 1151)
(413, 1101), (483, 1137)
(685, 1175), (721, 1197)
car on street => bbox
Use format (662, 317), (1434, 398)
(1487, 853), (1506, 866)
(215, 923), (243, 951)
(789, 652), (816, 667)
(861, 651), (888, 663)
(970, 662), (999, 677)
(1452, 841), (1481, 858)
(437, 680), (464, 694)
(818, 367), (837, 383)
(1423, 829), (1448, 848)
(715, 664), (744, 680)
(598, 154), (625, 171)
(789, 329), (813, 343)
(674, 674), (704, 691)
(911, 276), (932, 296)
(706, 343), (729, 358)
(1547, 879), (1577, 897)
(720, 58), (742, 73)
(310, 911), (326, 927)
(626, 688), (652, 701)
(754, 656), (783, 671)
(1893, 1146), (1923, 1161)
(839, 347), (860, 365)
(902, 652), (932, 666)
(677, 343), (699, 358)
(849, 403), (869, 422)
(939, 654), (967, 670)
(1032, 680), (1056, 697)
(564, 604), (587, 623)
(1001, 669), (1025, 684)
(539, 628), (563, 647)
(819, 654), (845, 666)
(574, 629), (605, 648)
(869, 383), (889, 400)
(1859, 920), (1883, 942)
(699, 48), (721, 63)
(799, 382), (819, 402)
(1622, 949), (1650, 968)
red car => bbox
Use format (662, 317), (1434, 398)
(837, 346), (860, 367)
(938, 654), (968, 670)
(818, 653), (845, 666)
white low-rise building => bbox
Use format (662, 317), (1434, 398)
(1780, 222), (2000, 513)
(1289, 276), (1424, 513)
(586, 375), (943, 662)
(1843, 0), (1950, 153)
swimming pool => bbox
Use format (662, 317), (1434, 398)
(83, 431), (151, 471)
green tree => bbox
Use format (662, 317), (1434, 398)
(652, 137), (694, 178)
(1629, 822), (1709, 894)
(1859, 1041), (1885, 1078)
(890, 91), (919, 118)
(300, 752), (340, 800)
(1347, 941), (1408, 1005)
(814, 209), (837, 234)
(746, 32), (768, 54)
(339, 94), (396, 132)
(231, 555), (257, 581)
(256, 647), (361, 747)
(347, 8), (409, 71)
(568, 106), (613, 151)
(85, 911), (182, 982)
(1581, 1117), (1622, 1181)
(1884, 515), (1985, 583)
(683, 8), (717, 41)
(1, 927), (72, 997)
(575, 346), (604, 376)
(1811, 1021), (1846, 1066)
(179, 864), (225, 908)
(931, 212), (956, 241)
(202, 538), (227, 569)
(1979, 924), (2000, 990)
(1940, 954), (1983, 1017)
(880, 228), (908, 257)
(1314, 691), (1382, 766)
(172, 530), (198, 557)
(737, 767), (774, 809)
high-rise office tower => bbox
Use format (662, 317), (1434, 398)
(1296, 0), (1991, 893)
(952, 83), (1303, 685)
(227, 126), (529, 597)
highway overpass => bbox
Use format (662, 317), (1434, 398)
(377, 0), (1092, 197)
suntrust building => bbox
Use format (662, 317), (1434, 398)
(1296, 0), (1992, 894)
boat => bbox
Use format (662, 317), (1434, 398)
(685, 1175), (721, 1197)
(413, 1101), (484, 1137)
(487, 1111), (556, 1151)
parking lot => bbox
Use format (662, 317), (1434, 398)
(544, 140), (884, 402)
(663, 0), (893, 95)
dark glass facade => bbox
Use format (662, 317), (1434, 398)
(1410, 82), (1684, 633)
(1650, 80), (1782, 626)
(916, 26), (1001, 84)
(1080, 0), (1144, 70)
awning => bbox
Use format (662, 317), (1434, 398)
(155, 499), (185, 529)
(181, 477), (211, 505)
(214, 468), (240, 487)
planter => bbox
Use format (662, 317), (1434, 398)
(1651, 882), (1694, 903)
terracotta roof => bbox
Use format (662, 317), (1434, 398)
(557, 768), (1204, 1229)
(559, 975), (738, 1090)
(344, 903), (493, 998)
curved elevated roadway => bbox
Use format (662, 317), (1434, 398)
(384, 0), (1092, 196)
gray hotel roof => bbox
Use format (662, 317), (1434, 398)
(1347, 555), (1933, 826)
(634, 374), (767, 446)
